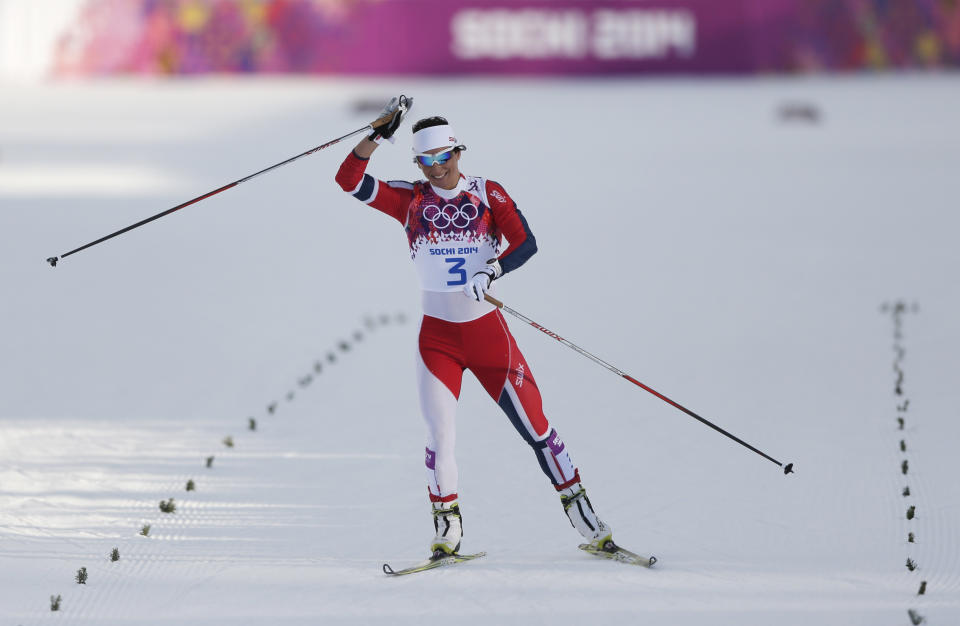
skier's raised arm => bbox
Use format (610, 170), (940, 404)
(335, 97), (413, 224)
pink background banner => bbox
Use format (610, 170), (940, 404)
(53, 0), (960, 76)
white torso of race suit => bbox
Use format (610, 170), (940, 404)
(400, 175), (499, 322)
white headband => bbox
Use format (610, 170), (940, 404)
(412, 124), (459, 153)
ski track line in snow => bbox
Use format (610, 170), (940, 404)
(882, 300), (960, 624)
(884, 300), (926, 625)
(0, 313), (406, 623)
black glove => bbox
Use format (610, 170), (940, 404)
(369, 95), (413, 144)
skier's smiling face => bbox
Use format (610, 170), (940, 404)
(416, 147), (461, 190)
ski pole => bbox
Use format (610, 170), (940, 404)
(46, 97), (410, 267)
(484, 294), (794, 475)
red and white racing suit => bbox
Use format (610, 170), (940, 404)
(336, 151), (581, 504)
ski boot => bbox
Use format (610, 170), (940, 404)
(560, 484), (612, 550)
(431, 501), (463, 556)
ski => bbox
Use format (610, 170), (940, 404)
(579, 540), (657, 568)
(382, 551), (486, 576)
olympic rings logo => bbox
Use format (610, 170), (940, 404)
(422, 203), (479, 230)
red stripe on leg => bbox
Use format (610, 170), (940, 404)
(548, 452), (564, 480)
(554, 470), (582, 492)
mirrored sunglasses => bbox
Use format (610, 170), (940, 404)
(413, 146), (456, 167)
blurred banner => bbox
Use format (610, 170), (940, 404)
(3, 0), (958, 78)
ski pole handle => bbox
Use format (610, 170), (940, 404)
(483, 294), (504, 308)
(370, 111), (396, 129)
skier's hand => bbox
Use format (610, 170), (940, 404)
(369, 95), (413, 145)
(463, 259), (502, 302)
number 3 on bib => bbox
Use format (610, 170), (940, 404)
(445, 257), (467, 286)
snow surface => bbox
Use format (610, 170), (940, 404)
(1, 75), (959, 625)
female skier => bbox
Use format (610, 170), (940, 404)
(335, 97), (612, 557)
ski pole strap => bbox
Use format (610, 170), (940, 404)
(370, 95), (411, 129)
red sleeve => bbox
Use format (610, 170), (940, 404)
(486, 180), (538, 274)
(335, 151), (413, 225)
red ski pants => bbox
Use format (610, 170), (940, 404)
(417, 310), (580, 503)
